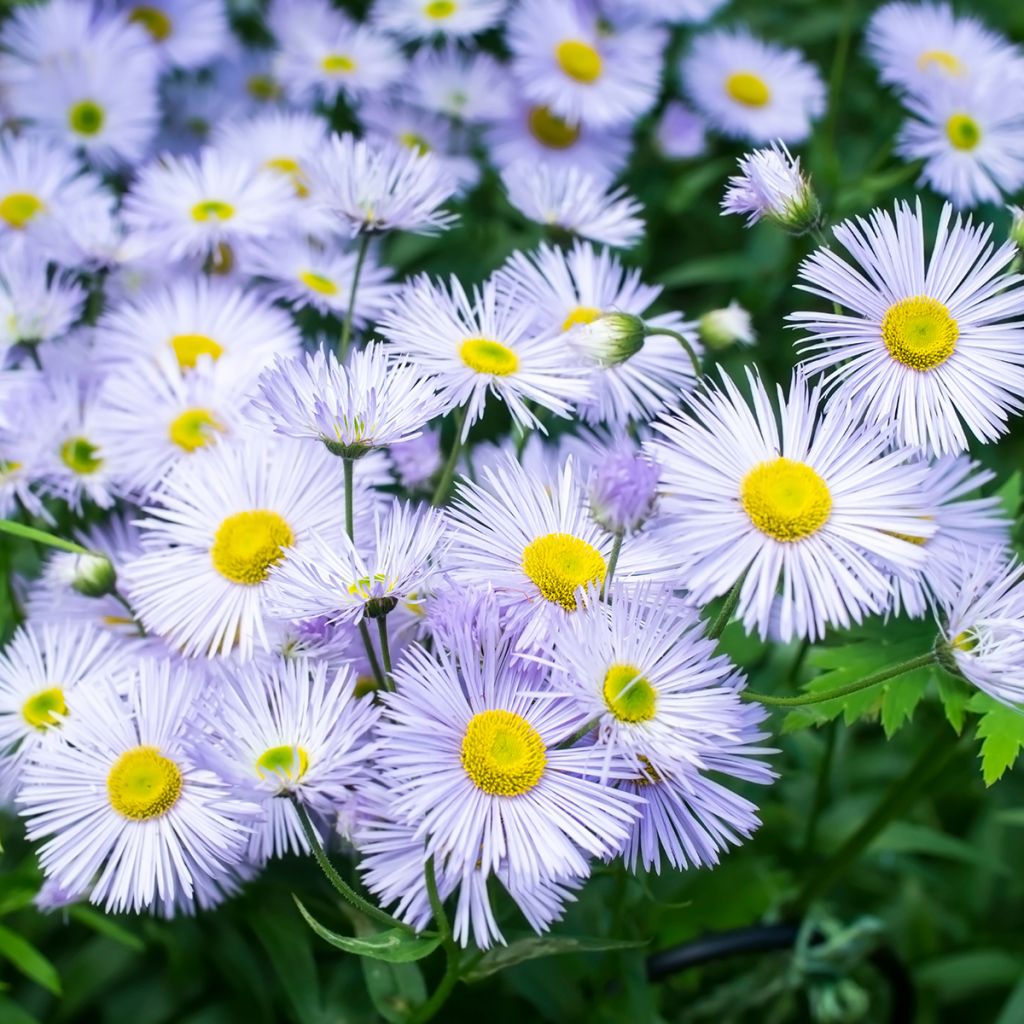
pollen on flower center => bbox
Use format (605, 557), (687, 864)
(555, 39), (603, 84)
(107, 745), (183, 821)
(424, 0), (457, 18)
(527, 106), (581, 150)
(169, 407), (224, 452)
(561, 305), (601, 331)
(399, 132), (431, 155)
(170, 332), (224, 369)
(68, 100), (105, 137)
(322, 53), (357, 74)
(191, 199), (235, 223)
(129, 5), (173, 41)
(60, 436), (103, 476)
(264, 156), (309, 197)
(603, 663), (657, 723)
(460, 709), (546, 796)
(298, 269), (339, 296)
(946, 112), (982, 151)
(256, 743), (309, 782)
(522, 532), (606, 610)
(247, 74), (282, 101)
(22, 687), (67, 730)
(725, 71), (771, 107)
(460, 337), (519, 376)
(740, 457), (832, 542)
(211, 509), (295, 585)
(0, 192), (45, 230)
(881, 295), (958, 371)
(916, 49), (964, 75)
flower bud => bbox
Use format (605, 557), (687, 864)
(68, 552), (117, 598)
(722, 142), (820, 234)
(568, 312), (646, 367)
(1009, 205), (1024, 250)
(698, 300), (755, 351)
(588, 445), (661, 535)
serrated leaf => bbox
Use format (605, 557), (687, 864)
(937, 671), (970, 734)
(969, 693), (1024, 785)
(462, 935), (647, 983)
(880, 671), (930, 737)
(0, 924), (60, 995)
(293, 897), (439, 963)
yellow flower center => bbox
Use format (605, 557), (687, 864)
(191, 199), (235, 223)
(952, 630), (977, 652)
(527, 106), (581, 150)
(322, 54), (357, 75)
(522, 532), (606, 611)
(0, 459), (21, 478)
(22, 687), (67, 730)
(561, 305), (601, 332)
(211, 509), (295, 585)
(68, 100), (105, 137)
(555, 39), (603, 83)
(247, 74), (282, 101)
(945, 112), (982, 151)
(460, 709), (546, 796)
(399, 132), (431, 155)
(256, 744), (309, 782)
(740, 458), (832, 542)
(602, 663), (656, 723)
(107, 746), (183, 820)
(170, 332), (224, 369)
(128, 5), (173, 41)
(460, 337), (519, 376)
(881, 295), (958, 371)
(298, 269), (339, 296)
(60, 436), (103, 476)
(725, 71), (771, 107)
(264, 156), (309, 197)
(168, 407), (224, 452)
(917, 49), (964, 75)
(0, 192), (45, 230)
(424, 0), (457, 18)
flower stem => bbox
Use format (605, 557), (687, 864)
(375, 615), (394, 693)
(431, 406), (467, 507)
(338, 232), (370, 363)
(293, 800), (411, 932)
(601, 533), (623, 600)
(644, 327), (702, 378)
(742, 651), (937, 707)
(0, 519), (91, 556)
(706, 574), (745, 642)
(343, 458), (355, 541)
(412, 857), (461, 1024)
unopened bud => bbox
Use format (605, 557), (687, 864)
(69, 552), (116, 598)
(722, 142), (821, 235)
(698, 301), (755, 351)
(568, 312), (646, 367)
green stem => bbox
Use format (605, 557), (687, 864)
(338, 233), (370, 363)
(431, 406), (467, 507)
(706, 574), (745, 642)
(822, 0), (856, 188)
(601, 533), (623, 600)
(412, 857), (461, 1024)
(294, 801), (411, 932)
(112, 589), (146, 637)
(343, 458), (355, 541)
(375, 615), (394, 693)
(742, 651), (936, 707)
(801, 719), (837, 855)
(0, 519), (91, 556)
(358, 620), (386, 693)
(644, 327), (701, 378)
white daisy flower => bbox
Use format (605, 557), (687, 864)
(790, 200), (1024, 456)
(18, 658), (258, 915)
(254, 344), (446, 457)
(507, 0), (667, 128)
(495, 241), (699, 425)
(654, 101), (707, 160)
(404, 44), (513, 123)
(309, 132), (459, 238)
(377, 275), (589, 439)
(372, 0), (506, 40)
(616, 0), (727, 23)
(502, 162), (644, 249)
(96, 276), (301, 383)
(682, 28), (826, 144)
(206, 657), (378, 864)
(578, 431), (662, 536)
(0, 250), (85, 351)
(647, 369), (935, 642)
(896, 74), (1024, 209)
(866, 1), (1024, 97)
(0, 0), (106, 66)
(123, 147), (300, 262)
(118, 0), (230, 70)
(390, 428), (442, 492)
(722, 142), (820, 232)
(122, 438), (346, 660)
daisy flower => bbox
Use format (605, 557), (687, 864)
(309, 133), (458, 237)
(682, 28), (826, 144)
(206, 657), (378, 863)
(617, 0), (727, 23)
(502, 163), (644, 249)
(654, 101), (707, 160)
(377, 275), (589, 439)
(938, 553), (1024, 709)
(790, 200), (1024, 455)
(896, 74), (1024, 208)
(374, 617), (641, 892)
(123, 147), (299, 262)
(18, 659), (258, 915)
(0, 0), (102, 66)
(268, 500), (448, 625)
(722, 142), (820, 232)
(96, 276), (300, 382)
(580, 432), (662, 536)
(648, 369), (935, 642)
(122, 438), (346, 660)
(495, 241), (698, 425)
(372, 0), (506, 40)
(405, 45), (513, 123)
(0, 250), (85, 351)
(118, 0), (230, 70)
(390, 429), (442, 492)
(507, 0), (667, 128)
(866, 1), (1024, 96)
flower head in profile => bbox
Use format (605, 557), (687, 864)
(698, 300), (756, 350)
(722, 142), (820, 232)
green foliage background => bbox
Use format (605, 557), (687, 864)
(2, 0), (1024, 1021)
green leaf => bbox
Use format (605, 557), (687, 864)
(873, 822), (1008, 875)
(69, 907), (145, 952)
(0, 997), (41, 1024)
(462, 935), (647, 983)
(969, 693), (1024, 785)
(0, 519), (90, 555)
(293, 897), (439, 964)
(250, 902), (324, 1024)
(0, 923), (60, 995)
(996, 470), (1021, 520)
(995, 976), (1024, 1024)
(880, 672), (930, 738)
(936, 671), (970, 734)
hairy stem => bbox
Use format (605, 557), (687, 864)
(338, 233), (370, 363)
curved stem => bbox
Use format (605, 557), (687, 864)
(112, 589), (146, 637)
(601, 533), (623, 600)
(375, 615), (394, 693)
(0, 519), (91, 556)
(294, 801), (410, 932)
(643, 327), (702, 378)
(742, 652), (936, 707)
(706, 574), (745, 642)
(338, 233), (370, 363)
(431, 406), (467, 507)
(411, 857), (461, 1024)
